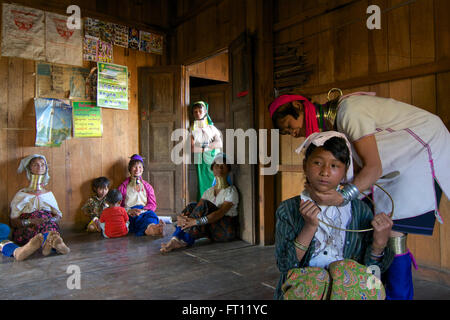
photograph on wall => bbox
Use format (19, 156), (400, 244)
(97, 62), (128, 110)
(1, 3), (45, 60)
(72, 101), (103, 138)
(34, 98), (72, 147)
(128, 27), (140, 50)
(114, 24), (129, 48)
(45, 12), (83, 66)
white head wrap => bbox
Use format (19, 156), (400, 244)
(17, 154), (50, 185)
(295, 131), (354, 183)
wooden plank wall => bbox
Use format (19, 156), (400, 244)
(0, 0), (167, 230)
(170, 0), (248, 65)
(187, 52), (229, 82)
(274, 0), (450, 275)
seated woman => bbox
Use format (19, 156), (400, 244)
(118, 154), (165, 236)
(160, 153), (239, 253)
(8, 154), (69, 256)
(275, 132), (394, 300)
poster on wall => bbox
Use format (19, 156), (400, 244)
(72, 101), (103, 138)
(114, 24), (129, 48)
(97, 40), (113, 63)
(128, 27), (140, 50)
(45, 12), (83, 66)
(149, 33), (163, 55)
(139, 30), (152, 53)
(34, 98), (72, 147)
(97, 62), (128, 110)
(84, 17), (100, 39)
(83, 35), (99, 62)
(1, 3), (45, 60)
(99, 21), (114, 43)
(36, 62), (90, 100)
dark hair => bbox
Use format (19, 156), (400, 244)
(304, 137), (350, 167)
(210, 155), (232, 172)
(105, 189), (122, 205)
(270, 102), (300, 129)
(92, 176), (110, 192)
(27, 156), (47, 171)
(192, 103), (204, 112)
(128, 154), (144, 173)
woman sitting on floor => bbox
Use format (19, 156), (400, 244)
(160, 153), (239, 253)
(275, 132), (393, 300)
(6, 155), (69, 258)
(118, 154), (165, 236)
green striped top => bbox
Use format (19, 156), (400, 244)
(274, 195), (394, 300)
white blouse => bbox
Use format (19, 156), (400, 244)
(10, 190), (62, 219)
(201, 185), (239, 217)
(337, 95), (450, 222)
(125, 182), (147, 210)
(301, 191), (352, 269)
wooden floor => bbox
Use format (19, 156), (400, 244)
(1, 224), (449, 300)
(0, 224), (279, 300)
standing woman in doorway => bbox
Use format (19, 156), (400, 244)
(269, 91), (450, 300)
(190, 101), (223, 201)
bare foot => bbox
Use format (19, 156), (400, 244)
(53, 234), (70, 254)
(42, 231), (56, 256)
(160, 237), (187, 253)
(14, 233), (44, 261)
(145, 220), (165, 236)
(42, 231), (70, 255)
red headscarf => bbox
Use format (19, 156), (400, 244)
(269, 94), (319, 137)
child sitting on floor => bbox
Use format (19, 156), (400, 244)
(97, 189), (129, 238)
(81, 177), (110, 232)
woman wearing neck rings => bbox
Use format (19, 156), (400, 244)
(160, 153), (239, 253)
(269, 91), (450, 300)
(190, 101), (223, 201)
(1, 155), (70, 259)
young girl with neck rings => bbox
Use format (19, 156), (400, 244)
(269, 92), (450, 299)
(275, 131), (394, 300)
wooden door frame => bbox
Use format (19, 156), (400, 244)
(183, 50), (229, 205)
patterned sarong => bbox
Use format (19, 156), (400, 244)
(282, 259), (386, 300)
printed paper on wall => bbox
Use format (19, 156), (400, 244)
(1, 3), (45, 60)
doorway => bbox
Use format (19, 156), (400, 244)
(138, 33), (256, 244)
(186, 51), (231, 203)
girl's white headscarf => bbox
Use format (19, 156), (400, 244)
(295, 131), (354, 183)
(17, 154), (50, 185)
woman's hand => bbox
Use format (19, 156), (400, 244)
(299, 199), (320, 231)
(371, 212), (393, 252)
(128, 208), (142, 217)
(27, 217), (48, 227)
(177, 215), (197, 230)
(304, 182), (344, 207)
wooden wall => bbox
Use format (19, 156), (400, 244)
(0, 0), (168, 230)
(275, 0), (450, 278)
(187, 52), (229, 82)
